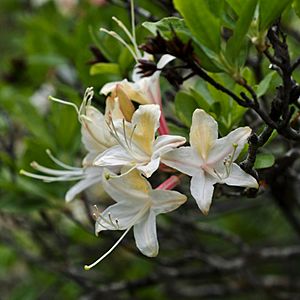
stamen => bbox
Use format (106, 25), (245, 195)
(84, 227), (131, 270)
(30, 161), (83, 176)
(115, 219), (120, 230)
(49, 96), (79, 114)
(130, 0), (136, 51)
(19, 169), (86, 182)
(122, 119), (131, 151)
(93, 205), (100, 220)
(100, 28), (138, 61)
(222, 143), (239, 179)
(129, 124), (137, 146)
(46, 149), (81, 171)
(108, 212), (115, 227)
(79, 87), (94, 116)
(213, 169), (223, 181)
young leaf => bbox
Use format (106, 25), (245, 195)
(259, 0), (292, 31)
(254, 153), (275, 169)
(226, 0), (258, 64)
(256, 71), (277, 97)
(173, 0), (221, 52)
(142, 17), (187, 36)
(143, 17), (221, 72)
(293, 0), (300, 18)
(90, 63), (121, 76)
(175, 91), (199, 127)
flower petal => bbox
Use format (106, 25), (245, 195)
(65, 167), (103, 202)
(94, 145), (133, 167)
(153, 135), (186, 156)
(157, 54), (176, 69)
(190, 109), (218, 161)
(133, 211), (159, 257)
(137, 157), (160, 178)
(130, 104), (161, 155)
(190, 170), (217, 215)
(207, 127), (251, 165)
(65, 177), (100, 202)
(222, 163), (259, 188)
(100, 81), (121, 95)
(161, 147), (202, 176)
(95, 201), (144, 233)
(151, 190), (187, 215)
(105, 85), (135, 122)
(102, 169), (151, 203)
(81, 106), (115, 153)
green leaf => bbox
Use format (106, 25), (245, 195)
(293, 0), (300, 18)
(142, 17), (187, 35)
(259, 0), (292, 31)
(143, 17), (221, 72)
(226, 0), (258, 65)
(255, 71), (277, 97)
(226, 0), (243, 14)
(173, 0), (221, 52)
(175, 91), (198, 126)
(254, 153), (275, 169)
(90, 63), (121, 76)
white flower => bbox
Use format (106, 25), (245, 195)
(99, 10), (175, 134)
(93, 104), (186, 177)
(101, 54), (175, 107)
(162, 109), (258, 215)
(21, 88), (116, 202)
(84, 169), (187, 269)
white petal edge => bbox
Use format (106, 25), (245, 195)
(102, 169), (151, 203)
(93, 145), (133, 167)
(222, 163), (259, 189)
(207, 127), (251, 165)
(161, 147), (202, 176)
(190, 109), (218, 161)
(137, 157), (161, 178)
(65, 175), (102, 202)
(151, 190), (187, 215)
(95, 201), (144, 234)
(153, 135), (186, 157)
(190, 170), (217, 215)
(133, 211), (159, 257)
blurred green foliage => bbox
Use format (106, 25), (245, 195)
(1, 0), (300, 299)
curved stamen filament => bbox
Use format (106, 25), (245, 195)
(129, 124), (137, 146)
(130, 0), (136, 54)
(112, 16), (140, 59)
(100, 28), (138, 62)
(106, 118), (139, 159)
(49, 87), (94, 124)
(20, 169), (86, 182)
(30, 161), (83, 176)
(79, 87), (94, 116)
(84, 227), (131, 270)
(49, 96), (79, 114)
(46, 149), (81, 171)
(86, 203), (150, 270)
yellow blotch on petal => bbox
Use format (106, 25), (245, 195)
(190, 109), (218, 161)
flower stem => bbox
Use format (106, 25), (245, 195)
(156, 175), (181, 190)
(158, 111), (169, 135)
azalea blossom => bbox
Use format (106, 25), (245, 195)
(84, 169), (187, 269)
(93, 104), (186, 177)
(99, 6), (175, 134)
(100, 54), (175, 107)
(21, 88), (116, 202)
(162, 109), (259, 214)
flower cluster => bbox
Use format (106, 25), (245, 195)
(21, 8), (258, 269)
